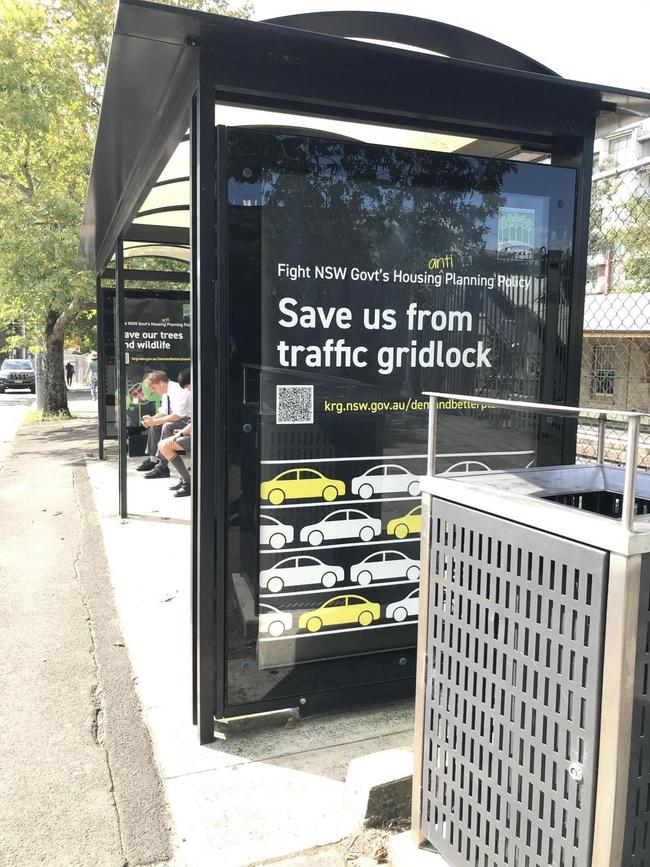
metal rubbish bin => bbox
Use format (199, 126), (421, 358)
(412, 393), (650, 867)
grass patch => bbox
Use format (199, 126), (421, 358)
(24, 409), (77, 424)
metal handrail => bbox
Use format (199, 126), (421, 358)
(422, 391), (642, 531)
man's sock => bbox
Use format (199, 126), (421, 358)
(169, 455), (191, 485)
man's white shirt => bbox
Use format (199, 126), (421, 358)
(164, 380), (192, 418)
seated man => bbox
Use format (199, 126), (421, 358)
(136, 369), (192, 479)
(158, 420), (192, 498)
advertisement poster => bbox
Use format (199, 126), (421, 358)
(121, 295), (190, 430)
(225, 130), (576, 696)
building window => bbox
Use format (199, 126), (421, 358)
(607, 134), (631, 166)
(592, 345), (615, 396)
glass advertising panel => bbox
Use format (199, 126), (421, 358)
(122, 294), (191, 430)
(224, 129), (576, 711)
(103, 291), (190, 438)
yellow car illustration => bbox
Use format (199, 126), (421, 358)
(386, 505), (422, 539)
(260, 468), (346, 505)
(298, 594), (381, 633)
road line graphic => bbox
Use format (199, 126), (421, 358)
(259, 577), (419, 599)
(259, 620), (415, 641)
(260, 495), (418, 511)
(259, 538), (419, 554)
(260, 449), (534, 466)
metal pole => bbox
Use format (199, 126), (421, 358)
(190, 94), (199, 728)
(195, 58), (219, 743)
(116, 239), (128, 519)
(427, 394), (438, 477)
(622, 414), (641, 531)
(597, 413), (607, 465)
(96, 275), (106, 460)
(551, 133), (595, 465)
(411, 489), (433, 846)
(34, 352), (44, 411)
(412, 392), (440, 841)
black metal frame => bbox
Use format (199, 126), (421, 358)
(96, 275), (106, 461)
(115, 240), (128, 518)
(96, 267), (191, 518)
(80, 1), (650, 743)
(193, 62), (219, 740)
(195, 60), (599, 740)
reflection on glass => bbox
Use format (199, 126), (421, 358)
(224, 129), (576, 710)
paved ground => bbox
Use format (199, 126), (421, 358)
(0, 391), (415, 867)
(88, 444), (414, 867)
(0, 390), (34, 471)
(0, 391), (172, 866)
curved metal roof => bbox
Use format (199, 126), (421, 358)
(81, 0), (650, 272)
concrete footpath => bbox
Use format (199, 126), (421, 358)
(0, 399), (171, 866)
(0, 394), (415, 867)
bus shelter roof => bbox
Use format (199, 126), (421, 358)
(80, 0), (650, 273)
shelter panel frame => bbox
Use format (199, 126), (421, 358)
(208, 126), (582, 722)
(192, 46), (597, 730)
(97, 284), (191, 445)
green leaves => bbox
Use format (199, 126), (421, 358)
(0, 0), (249, 358)
(0, 0), (111, 352)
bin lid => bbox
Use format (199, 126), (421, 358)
(421, 464), (650, 556)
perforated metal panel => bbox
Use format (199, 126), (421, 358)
(421, 498), (608, 867)
(622, 554), (650, 866)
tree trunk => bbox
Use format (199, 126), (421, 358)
(43, 309), (70, 416)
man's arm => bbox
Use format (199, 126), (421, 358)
(142, 411), (182, 429)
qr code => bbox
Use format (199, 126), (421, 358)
(276, 384), (314, 425)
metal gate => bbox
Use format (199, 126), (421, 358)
(422, 498), (608, 867)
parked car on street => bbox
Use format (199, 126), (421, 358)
(0, 359), (35, 393)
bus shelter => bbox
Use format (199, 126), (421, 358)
(80, 0), (650, 742)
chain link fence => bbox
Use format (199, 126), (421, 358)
(578, 154), (650, 469)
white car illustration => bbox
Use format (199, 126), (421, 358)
(259, 556), (345, 594)
(259, 514), (294, 550)
(299, 509), (382, 547)
(259, 604), (293, 637)
(350, 550), (420, 586)
(443, 461), (490, 474)
(351, 464), (421, 499)
(386, 588), (420, 623)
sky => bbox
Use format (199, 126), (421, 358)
(253, 0), (650, 94)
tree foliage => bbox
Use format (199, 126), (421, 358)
(617, 191), (650, 292)
(589, 169), (650, 294)
(0, 0), (250, 412)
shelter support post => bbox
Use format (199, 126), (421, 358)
(190, 94), (198, 727)
(193, 62), (219, 743)
(116, 239), (128, 519)
(96, 275), (106, 460)
(552, 132), (595, 465)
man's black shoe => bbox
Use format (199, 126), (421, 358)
(174, 483), (191, 498)
(144, 466), (170, 479)
(169, 479), (185, 491)
(136, 459), (156, 472)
